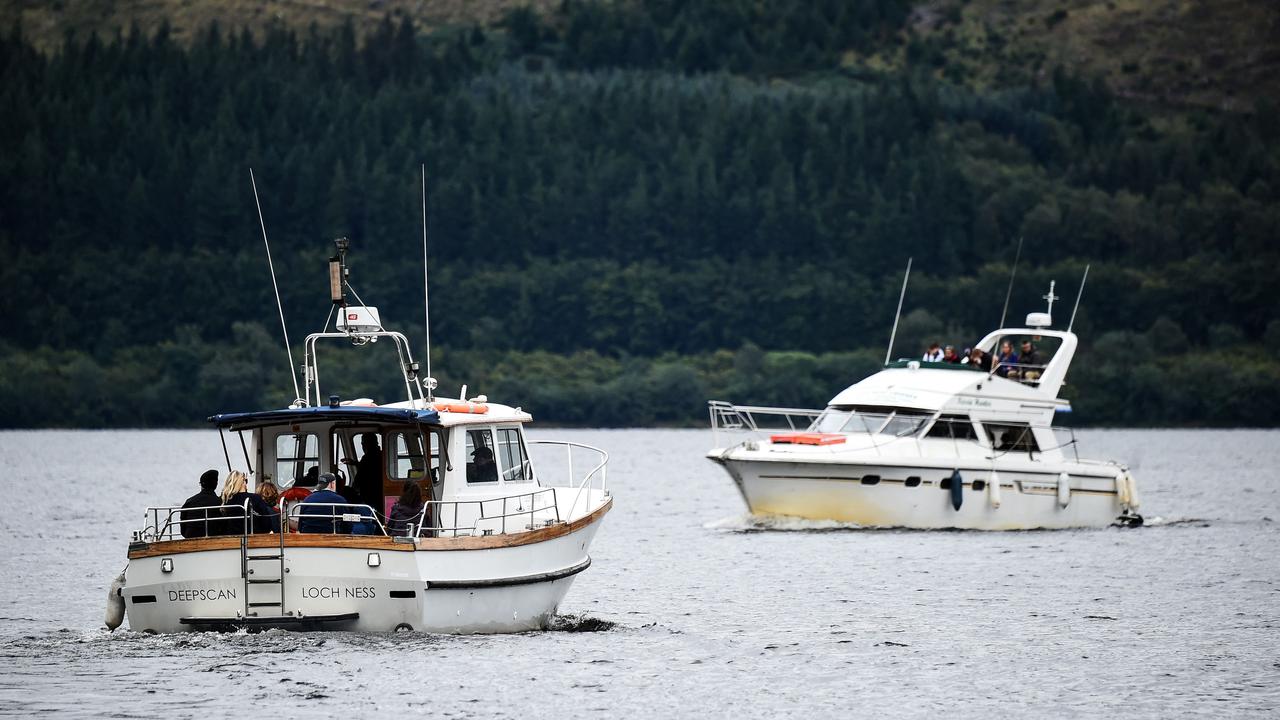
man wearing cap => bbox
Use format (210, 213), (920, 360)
(467, 446), (498, 484)
(298, 473), (350, 534)
(179, 470), (222, 538)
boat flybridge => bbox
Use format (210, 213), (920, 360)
(112, 241), (612, 633)
(707, 297), (1141, 530)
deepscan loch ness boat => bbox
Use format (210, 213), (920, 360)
(108, 241), (611, 633)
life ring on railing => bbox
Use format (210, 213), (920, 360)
(432, 401), (489, 414)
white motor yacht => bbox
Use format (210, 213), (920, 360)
(707, 299), (1140, 530)
(110, 242), (611, 633)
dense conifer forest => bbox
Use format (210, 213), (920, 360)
(2, 1), (1278, 427)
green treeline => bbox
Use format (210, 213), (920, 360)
(1, 2), (1278, 427)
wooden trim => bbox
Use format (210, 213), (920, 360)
(128, 495), (613, 559)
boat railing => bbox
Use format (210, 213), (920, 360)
(285, 503), (385, 535)
(528, 440), (609, 523)
(401, 486), (562, 538)
(989, 360), (1048, 386)
(137, 501), (382, 542)
(708, 400), (824, 447)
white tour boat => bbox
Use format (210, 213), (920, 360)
(109, 242), (612, 633)
(706, 293), (1141, 530)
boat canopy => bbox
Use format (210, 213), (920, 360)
(208, 406), (440, 430)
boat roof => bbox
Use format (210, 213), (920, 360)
(828, 365), (1056, 413)
(209, 406), (440, 430)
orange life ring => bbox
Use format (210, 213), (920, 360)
(432, 401), (490, 414)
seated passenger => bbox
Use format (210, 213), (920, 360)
(299, 473), (352, 534)
(221, 470), (280, 534)
(942, 345), (961, 363)
(963, 347), (991, 371)
(995, 340), (1020, 378)
(922, 342), (944, 362)
(257, 480), (280, 510)
(467, 446), (499, 483)
(179, 469), (222, 539)
(387, 481), (425, 536)
(1019, 339), (1042, 381)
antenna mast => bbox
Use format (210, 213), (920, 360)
(884, 257), (912, 365)
(1043, 281), (1059, 318)
(250, 169), (301, 402)
(1067, 264), (1090, 331)
(998, 236), (1024, 328)
(421, 163), (434, 400)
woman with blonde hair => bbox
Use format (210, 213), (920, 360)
(220, 470), (280, 534)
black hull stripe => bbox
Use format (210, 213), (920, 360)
(426, 557), (592, 590)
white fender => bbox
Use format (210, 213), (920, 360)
(988, 470), (1002, 509)
(105, 571), (126, 631)
(1123, 471), (1140, 510)
(1114, 471), (1130, 505)
(1056, 472), (1071, 508)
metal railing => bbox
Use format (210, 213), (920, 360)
(395, 487), (562, 538)
(708, 400), (823, 448)
(285, 503), (385, 536)
(990, 360), (1048, 385)
(138, 500), (280, 542)
(529, 440), (609, 523)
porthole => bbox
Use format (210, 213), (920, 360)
(860, 475), (881, 486)
(972, 479), (986, 491)
(904, 476), (921, 488)
(940, 477), (952, 489)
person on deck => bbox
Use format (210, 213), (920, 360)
(179, 469), (222, 539)
(387, 481), (425, 536)
(922, 343), (945, 362)
(352, 433), (383, 510)
(996, 341), (1020, 378)
(299, 473), (349, 534)
(221, 470), (280, 534)
(942, 345), (961, 364)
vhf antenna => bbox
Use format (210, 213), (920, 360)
(250, 169), (301, 402)
(1067, 264), (1090, 332)
(884, 257), (912, 365)
(998, 236), (1024, 329)
(421, 163), (435, 400)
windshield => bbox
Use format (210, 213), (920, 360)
(808, 407), (932, 437)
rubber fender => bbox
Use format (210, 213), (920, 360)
(950, 469), (963, 511)
(1114, 471), (1130, 505)
(105, 571), (126, 631)
(988, 470), (1002, 509)
(1057, 472), (1071, 508)
(1123, 471), (1140, 511)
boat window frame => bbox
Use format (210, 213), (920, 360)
(495, 425), (533, 484)
(271, 429), (321, 488)
(464, 426), (499, 485)
(984, 422), (1040, 453)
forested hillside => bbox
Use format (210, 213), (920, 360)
(2, 1), (1278, 427)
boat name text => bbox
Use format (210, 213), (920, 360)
(168, 588), (237, 602)
(300, 586), (377, 599)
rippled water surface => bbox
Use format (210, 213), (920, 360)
(1, 429), (1277, 717)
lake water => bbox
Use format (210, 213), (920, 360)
(0, 428), (1277, 717)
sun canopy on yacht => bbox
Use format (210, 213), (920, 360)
(208, 406), (440, 430)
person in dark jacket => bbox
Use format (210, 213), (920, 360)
(179, 469), (222, 539)
(299, 473), (352, 534)
(349, 433), (383, 510)
(387, 481), (425, 536)
(220, 470), (280, 534)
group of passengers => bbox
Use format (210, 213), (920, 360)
(177, 466), (428, 539)
(922, 338), (1044, 382)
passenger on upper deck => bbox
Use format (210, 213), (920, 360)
(964, 347), (991, 372)
(922, 343), (945, 362)
(943, 345), (961, 364)
(221, 470), (280, 534)
(1019, 339), (1043, 382)
(387, 481), (425, 536)
(179, 469), (221, 539)
(257, 480), (279, 509)
(996, 341), (1020, 378)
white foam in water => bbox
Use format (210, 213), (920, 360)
(703, 513), (869, 532)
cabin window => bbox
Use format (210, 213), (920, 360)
(834, 406), (930, 437)
(389, 432), (427, 481)
(465, 428), (498, 484)
(879, 411), (931, 437)
(905, 476), (922, 487)
(275, 433), (319, 487)
(925, 415), (977, 440)
(497, 428), (531, 483)
(985, 423), (1040, 453)
(810, 409), (852, 433)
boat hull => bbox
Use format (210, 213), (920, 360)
(121, 496), (609, 634)
(710, 453), (1132, 530)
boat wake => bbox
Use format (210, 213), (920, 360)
(704, 514), (873, 534)
(1139, 516), (1208, 527)
(546, 614), (618, 633)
